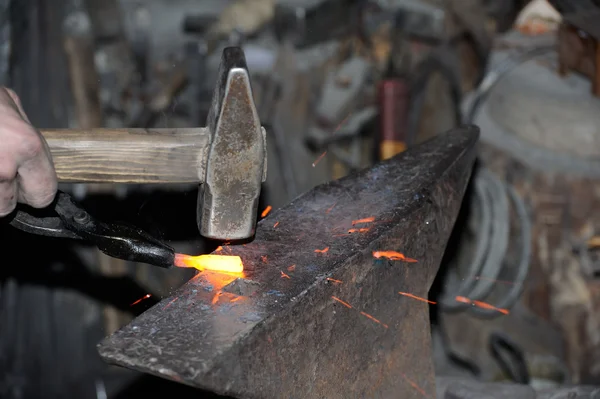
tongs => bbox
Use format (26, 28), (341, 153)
(8, 191), (175, 268)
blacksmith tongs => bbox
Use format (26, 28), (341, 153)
(8, 191), (176, 268)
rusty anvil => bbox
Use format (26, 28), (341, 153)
(38, 47), (266, 241)
(98, 126), (478, 398)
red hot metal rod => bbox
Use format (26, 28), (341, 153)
(174, 253), (244, 274)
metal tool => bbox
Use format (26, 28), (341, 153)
(37, 47), (267, 241)
(98, 126), (479, 398)
(305, 56), (373, 171)
(8, 191), (175, 268)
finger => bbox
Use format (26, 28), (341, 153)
(0, 155), (18, 216)
(0, 179), (18, 216)
(16, 136), (57, 208)
(2, 87), (30, 123)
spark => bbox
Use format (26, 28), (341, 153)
(331, 296), (388, 328)
(280, 271), (291, 279)
(360, 311), (388, 328)
(331, 296), (352, 308)
(230, 296), (243, 303)
(455, 296), (509, 315)
(348, 228), (370, 233)
(163, 298), (178, 309)
(288, 265), (296, 271)
(327, 277), (343, 284)
(174, 253), (244, 273)
(325, 202), (337, 214)
(212, 292), (222, 305)
(398, 291), (436, 304)
(130, 294), (151, 306)
(373, 251), (417, 263)
(215, 246), (223, 252)
(455, 296), (471, 304)
(312, 151), (327, 167)
(261, 205), (272, 218)
(401, 373), (430, 397)
(352, 217), (375, 225)
(332, 113), (351, 134)
(261, 255), (268, 263)
(315, 247), (329, 253)
(472, 299), (509, 314)
(273, 221), (280, 228)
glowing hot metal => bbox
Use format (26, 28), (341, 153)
(174, 253), (244, 273)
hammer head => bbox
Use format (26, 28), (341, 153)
(199, 47), (267, 240)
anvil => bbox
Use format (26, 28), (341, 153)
(98, 126), (479, 398)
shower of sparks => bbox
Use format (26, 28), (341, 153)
(373, 251), (417, 263)
(398, 291), (436, 304)
(352, 217), (375, 225)
(312, 151), (327, 167)
(331, 296), (388, 328)
(261, 205), (272, 218)
(130, 294), (151, 306)
(315, 247), (329, 253)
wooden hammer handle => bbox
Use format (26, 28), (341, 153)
(40, 128), (210, 184)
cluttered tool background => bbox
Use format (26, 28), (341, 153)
(2, 0), (600, 398)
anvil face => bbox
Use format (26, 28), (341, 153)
(98, 127), (479, 399)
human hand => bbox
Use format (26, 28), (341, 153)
(0, 87), (57, 216)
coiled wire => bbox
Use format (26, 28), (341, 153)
(439, 46), (551, 318)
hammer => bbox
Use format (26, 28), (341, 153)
(38, 47), (267, 241)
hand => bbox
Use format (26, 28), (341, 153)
(0, 87), (57, 216)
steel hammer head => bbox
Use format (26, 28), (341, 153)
(199, 47), (267, 240)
